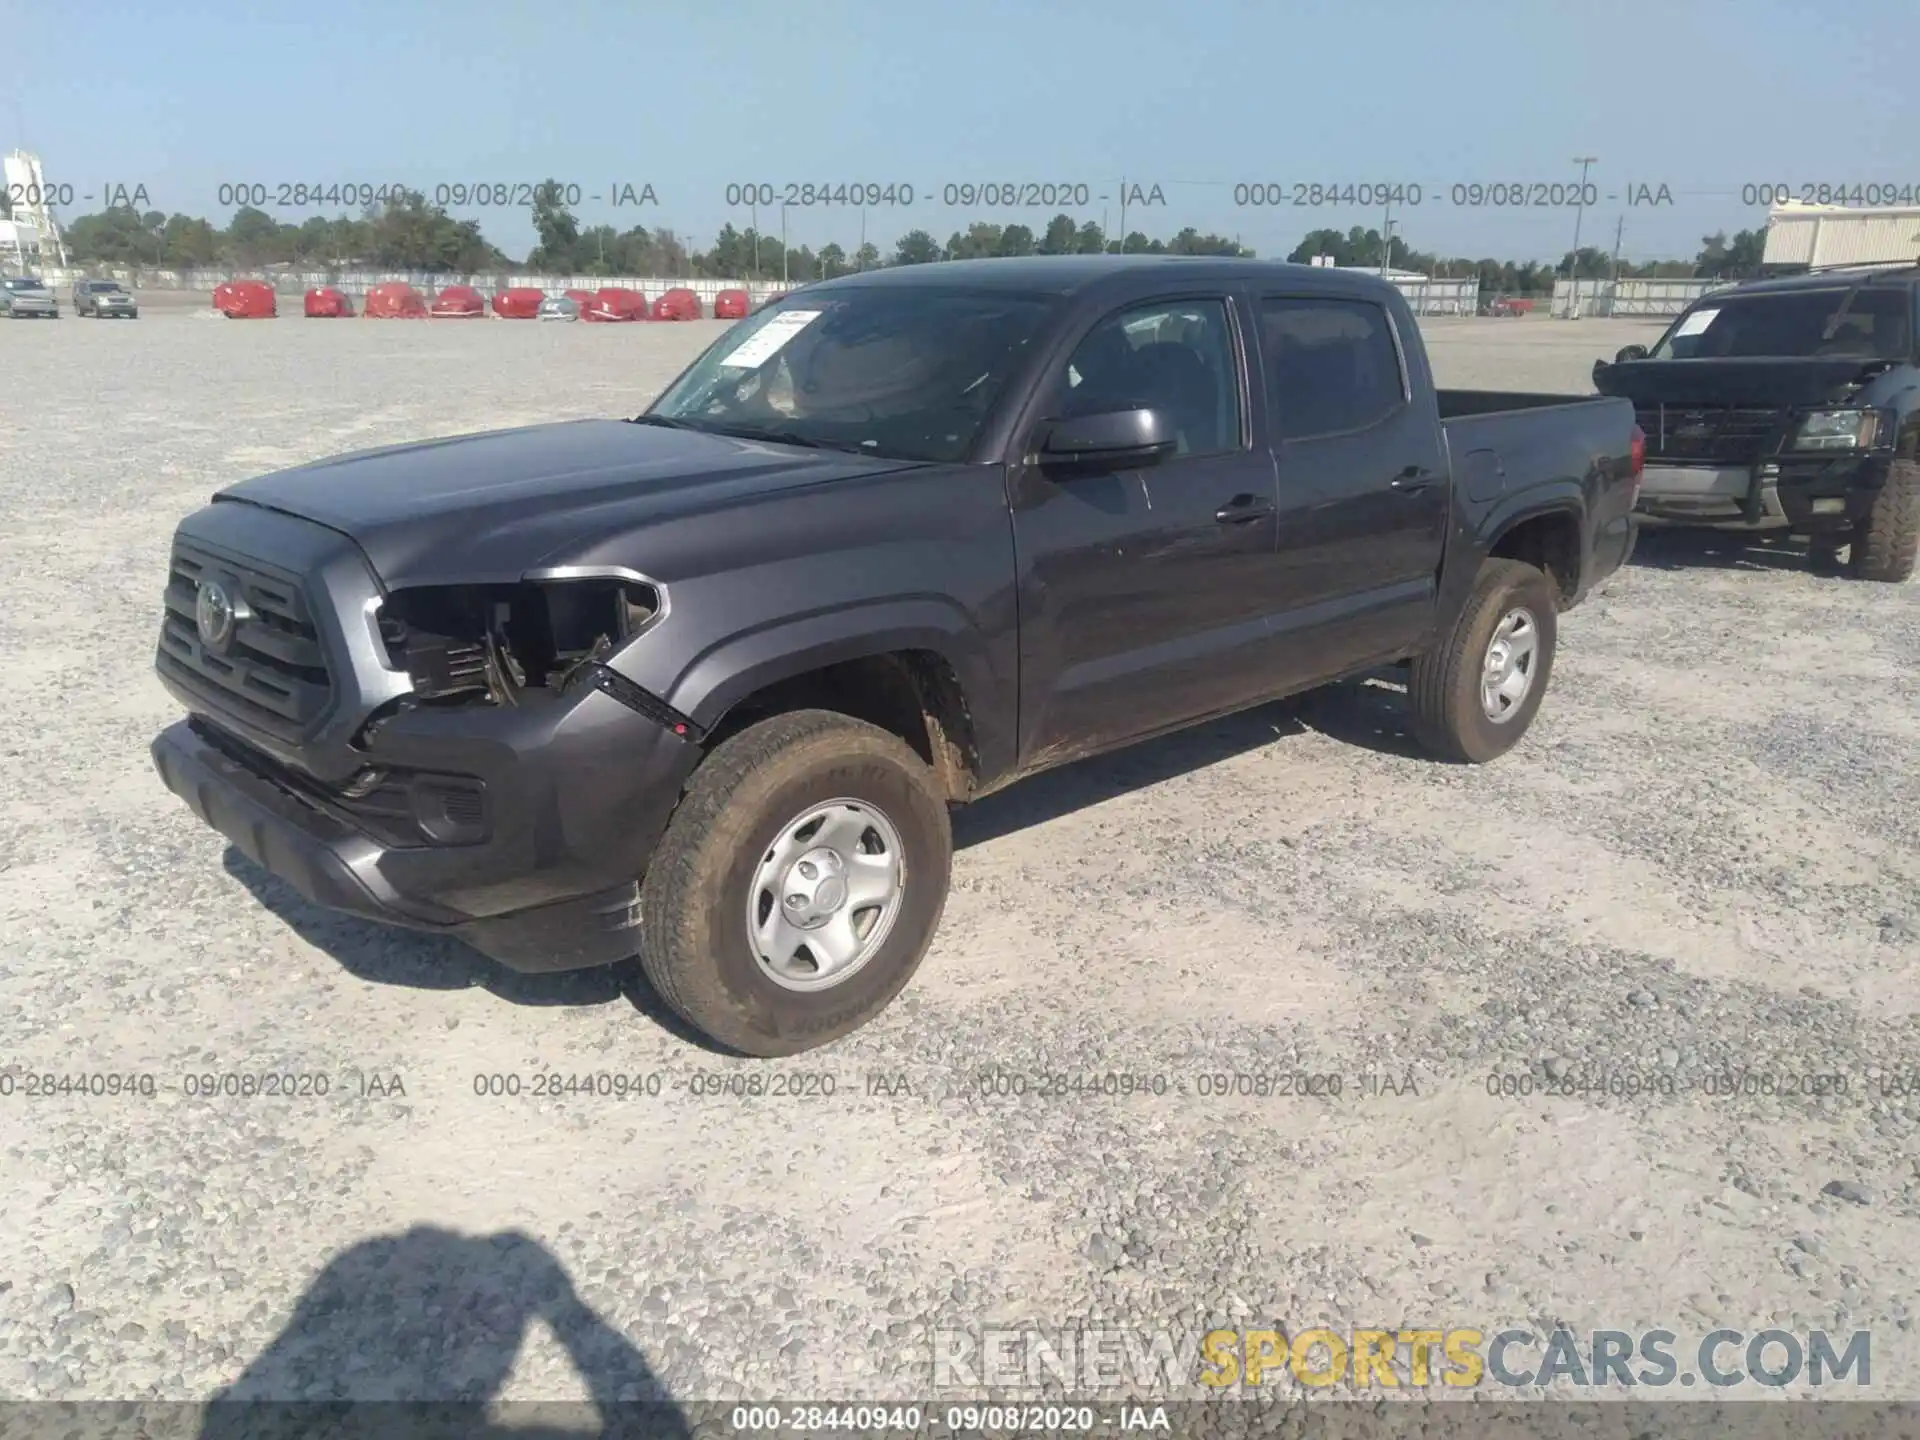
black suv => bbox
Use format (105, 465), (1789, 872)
(1592, 264), (1920, 582)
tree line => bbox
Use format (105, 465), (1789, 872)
(54, 181), (1769, 286)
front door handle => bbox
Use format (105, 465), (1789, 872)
(1214, 494), (1276, 524)
(1390, 466), (1437, 493)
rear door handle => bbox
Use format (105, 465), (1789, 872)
(1391, 466), (1437, 493)
(1214, 494), (1276, 524)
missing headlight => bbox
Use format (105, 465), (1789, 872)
(375, 577), (662, 706)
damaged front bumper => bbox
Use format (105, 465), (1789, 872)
(152, 672), (703, 973)
(1634, 454), (1892, 533)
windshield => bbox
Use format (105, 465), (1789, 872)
(647, 288), (1057, 463)
(87, 281), (122, 293)
(1651, 286), (1913, 361)
(5, 278), (44, 290)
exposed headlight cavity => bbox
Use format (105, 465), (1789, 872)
(373, 578), (662, 706)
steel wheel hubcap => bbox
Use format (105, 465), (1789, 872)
(1480, 607), (1539, 723)
(747, 798), (906, 991)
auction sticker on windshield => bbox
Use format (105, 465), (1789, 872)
(720, 309), (823, 368)
(1674, 308), (1719, 337)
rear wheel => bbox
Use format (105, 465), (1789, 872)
(638, 709), (953, 1056)
(1850, 458), (1919, 583)
(1408, 558), (1558, 764)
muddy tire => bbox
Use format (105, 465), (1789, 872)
(1408, 559), (1559, 764)
(1850, 457), (1919, 583)
(638, 709), (952, 1057)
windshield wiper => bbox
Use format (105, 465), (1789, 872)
(746, 429), (877, 455)
(697, 423), (879, 455)
(625, 414), (706, 430)
(630, 414), (887, 457)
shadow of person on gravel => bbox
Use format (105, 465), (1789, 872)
(196, 1225), (689, 1440)
(1628, 526), (1827, 574)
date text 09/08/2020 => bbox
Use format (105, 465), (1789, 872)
(209, 181), (659, 210)
(712, 180), (1684, 209)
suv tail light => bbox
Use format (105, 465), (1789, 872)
(1629, 424), (1646, 478)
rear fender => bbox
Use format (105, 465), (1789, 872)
(1448, 486), (1587, 616)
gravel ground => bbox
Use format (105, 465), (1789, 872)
(0, 308), (1915, 1420)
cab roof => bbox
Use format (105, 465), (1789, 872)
(798, 254), (1402, 302)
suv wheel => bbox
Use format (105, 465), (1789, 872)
(1851, 457), (1919, 583)
(638, 709), (953, 1056)
(1408, 558), (1559, 763)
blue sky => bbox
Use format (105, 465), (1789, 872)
(9, 0), (1918, 264)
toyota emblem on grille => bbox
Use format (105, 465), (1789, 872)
(195, 579), (244, 651)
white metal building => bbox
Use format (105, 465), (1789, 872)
(1337, 265), (1479, 316)
(1763, 203), (1920, 269)
(1554, 277), (1733, 318)
(1, 152), (67, 270)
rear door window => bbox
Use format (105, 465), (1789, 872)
(1259, 297), (1407, 439)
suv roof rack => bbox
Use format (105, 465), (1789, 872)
(1803, 258), (1920, 275)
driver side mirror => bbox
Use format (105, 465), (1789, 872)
(1614, 344), (1649, 363)
(1039, 407), (1177, 467)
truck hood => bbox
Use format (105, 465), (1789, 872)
(1591, 356), (1901, 408)
(216, 418), (916, 586)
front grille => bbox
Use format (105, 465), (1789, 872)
(158, 540), (334, 742)
(1634, 403), (1785, 465)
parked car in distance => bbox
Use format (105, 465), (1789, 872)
(213, 280), (277, 318)
(652, 287), (702, 321)
(584, 288), (647, 322)
(714, 289), (750, 320)
(364, 283), (427, 319)
(537, 295), (580, 322)
(149, 256), (1642, 1057)
(1484, 296), (1534, 318)
(1592, 263), (1920, 582)
(304, 287), (354, 318)
(429, 285), (486, 318)
(73, 278), (138, 318)
(493, 287), (545, 319)
(2, 275), (59, 318)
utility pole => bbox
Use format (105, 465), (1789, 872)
(749, 199), (759, 281)
(1118, 177), (1128, 248)
(1602, 214), (1625, 318)
(858, 208), (866, 270)
(1568, 156), (1598, 317)
(1380, 195), (1391, 273)
(781, 204), (789, 285)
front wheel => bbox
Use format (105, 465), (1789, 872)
(1850, 458), (1919, 583)
(638, 709), (953, 1056)
(1407, 558), (1559, 763)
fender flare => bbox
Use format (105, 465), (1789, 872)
(662, 596), (997, 738)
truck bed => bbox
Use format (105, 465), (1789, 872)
(1436, 389), (1619, 419)
(1435, 390), (1640, 600)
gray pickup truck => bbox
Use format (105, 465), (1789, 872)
(151, 256), (1642, 1055)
